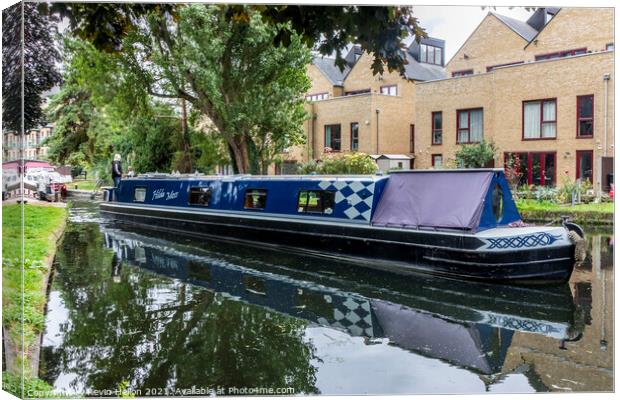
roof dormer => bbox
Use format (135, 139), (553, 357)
(408, 37), (446, 67)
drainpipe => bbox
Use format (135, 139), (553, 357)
(603, 74), (610, 157)
(375, 109), (380, 154)
(311, 107), (317, 161)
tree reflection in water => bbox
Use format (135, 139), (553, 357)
(40, 223), (319, 394)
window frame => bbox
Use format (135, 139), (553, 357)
(504, 151), (557, 186)
(451, 69), (473, 77)
(535, 48), (587, 61)
(431, 111), (442, 145)
(522, 98), (557, 141)
(297, 190), (336, 215)
(576, 150), (594, 182)
(420, 44), (443, 65)
(306, 92), (329, 102)
(431, 154), (443, 168)
(379, 84), (398, 96)
(576, 94), (594, 138)
(456, 108), (484, 144)
(324, 124), (342, 151)
(188, 186), (212, 207)
(133, 186), (147, 203)
(350, 122), (359, 151)
(243, 188), (268, 210)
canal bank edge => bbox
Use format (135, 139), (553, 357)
(2, 203), (68, 390)
(520, 210), (613, 226)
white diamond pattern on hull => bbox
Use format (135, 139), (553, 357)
(312, 178), (379, 221)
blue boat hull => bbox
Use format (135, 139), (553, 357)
(100, 202), (576, 284)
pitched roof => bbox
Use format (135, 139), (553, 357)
(490, 12), (539, 42)
(312, 56), (351, 86)
(403, 52), (445, 81)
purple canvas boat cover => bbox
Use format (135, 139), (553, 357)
(371, 171), (493, 231)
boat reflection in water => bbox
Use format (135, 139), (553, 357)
(103, 224), (584, 377)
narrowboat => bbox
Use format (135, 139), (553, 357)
(100, 169), (584, 284)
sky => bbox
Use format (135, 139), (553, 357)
(411, 6), (535, 63)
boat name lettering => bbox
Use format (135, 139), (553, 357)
(152, 188), (179, 201)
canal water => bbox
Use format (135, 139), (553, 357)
(39, 201), (613, 395)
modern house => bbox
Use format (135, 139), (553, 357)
(415, 7), (614, 192)
(278, 37), (446, 172)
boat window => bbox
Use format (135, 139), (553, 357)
(244, 189), (267, 210)
(297, 190), (335, 214)
(189, 187), (211, 206)
(133, 187), (147, 202)
(492, 183), (503, 222)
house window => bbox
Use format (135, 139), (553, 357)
(452, 69), (473, 77)
(324, 124), (341, 151)
(577, 95), (594, 137)
(432, 112), (442, 145)
(409, 125), (415, 153)
(244, 189), (267, 210)
(432, 154), (443, 168)
(306, 92), (329, 101)
(486, 61), (524, 72)
(523, 99), (556, 139)
(189, 187), (211, 206)
(297, 190), (335, 214)
(606, 43), (614, 51)
(344, 88), (371, 96)
(380, 85), (397, 96)
(457, 108), (483, 144)
(133, 187), (147, 202)
(576, 150), (593, 182)
(504, 152), (556, 186)
(420, 44), (443, 65)
(535, 48), (587, 61)
(350, 122), (359, 151)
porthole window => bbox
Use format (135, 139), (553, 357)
(244, 189), (267, 210)
(133, 187), (147, 202)
(189, 187), (211, 206)
(297, 190), (335, 214)
(492, 183), (503, 222)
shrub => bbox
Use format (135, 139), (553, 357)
(558, 175), (593, 203)
(453, 140), (497, 168)
(299, 152), (378, 175)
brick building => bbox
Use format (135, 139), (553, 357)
(415, 7), (614, 192)
(2, 124), (55, 162)
(278, 38), (445, 173)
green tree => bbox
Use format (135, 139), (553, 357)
(118, 5), (312, 173)
(45, 37), (228, 178)
(42, 3), (426, 77)
(454, 141), (497, 169)
(2, 2), (61, 133)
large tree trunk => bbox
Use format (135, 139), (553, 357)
(228, 135), (251, 174)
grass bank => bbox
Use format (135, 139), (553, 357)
(516, 199), (614, 225)
(70, 179), (97, 191)
(2, 203), (68, 397)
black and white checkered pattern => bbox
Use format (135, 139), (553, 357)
(318, 179), (376, 221)
(316, 294), (375, 337)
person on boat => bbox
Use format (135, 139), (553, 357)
(112, 154), (123, 187)
(127, 166), (135, 178)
